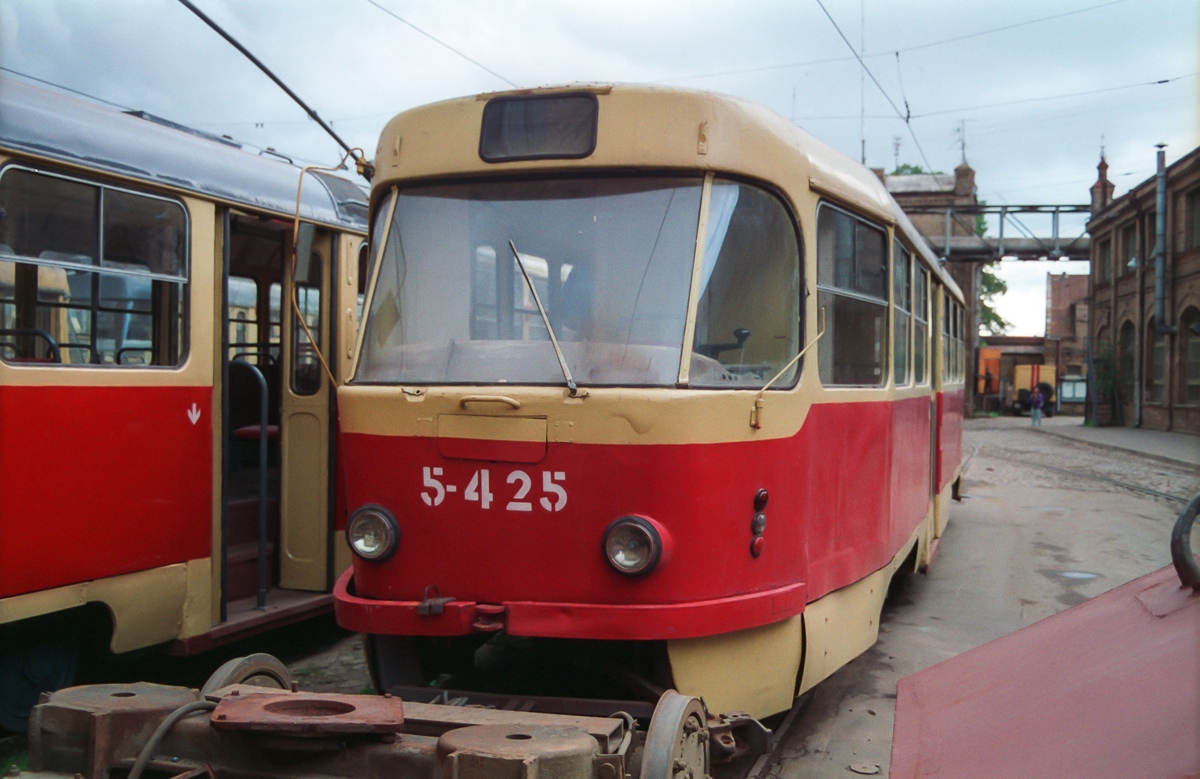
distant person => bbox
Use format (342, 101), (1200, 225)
(1030, 386), (1044, 427)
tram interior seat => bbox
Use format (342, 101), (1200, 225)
(227, 359), (282, 468)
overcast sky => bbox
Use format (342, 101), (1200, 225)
(2, 0), (1196, 335)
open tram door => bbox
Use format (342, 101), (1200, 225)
(215, 209), (362, 636)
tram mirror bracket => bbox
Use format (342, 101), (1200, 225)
(750, 307), (825, 430)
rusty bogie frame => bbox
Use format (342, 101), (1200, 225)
(26, 658), (771, 779)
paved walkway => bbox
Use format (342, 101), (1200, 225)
(1028, 415), (1200, 468)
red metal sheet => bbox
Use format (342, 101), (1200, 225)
(890, 565), (1200, 779)
(338, 397), (939, 643)
(335, 567), (806, 640)
(0, 384), (212, 597)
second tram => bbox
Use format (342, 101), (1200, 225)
(0, 75), (368, 730)
(330, 84), (966, 719)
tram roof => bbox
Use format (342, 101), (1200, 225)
(372, 83), (962, 300)
(0, 75), (368, 232)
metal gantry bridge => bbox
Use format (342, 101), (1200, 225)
(904, 204), (1092, 263)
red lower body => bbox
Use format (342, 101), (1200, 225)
(0, 384), (212, 598)
(337, 396), (951, 641)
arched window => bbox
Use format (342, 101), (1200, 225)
(1118, 320), (1136, 402)
(1147, 317), (1165, 403)
(1182, 307), (1200, 403)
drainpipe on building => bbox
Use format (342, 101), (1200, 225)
(1154, 145), (1175, 337)
(1135, 206), (1145, 428)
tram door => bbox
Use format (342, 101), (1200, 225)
(222, 215), (335, 615)
(278, 226), (332, 591)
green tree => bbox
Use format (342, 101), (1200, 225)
(975, 198), (988, 238)
(890, 163), (944, 175)
(979, 265), (1009, 334)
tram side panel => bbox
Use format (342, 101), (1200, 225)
(798, 399), (893, 602)
(0, 384), (212, 598)
(889, 393), (933, 555)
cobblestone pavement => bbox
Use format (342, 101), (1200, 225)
(771, 417), (1197, 779)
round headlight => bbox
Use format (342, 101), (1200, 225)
(603, 516), (662, 576)
(347, 505), (399, 562)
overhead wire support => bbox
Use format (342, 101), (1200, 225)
(175, 0), (374, 181)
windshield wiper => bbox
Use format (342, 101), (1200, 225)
(508, 240), (585, 398)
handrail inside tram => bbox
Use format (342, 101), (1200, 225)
(0, 328), (62, 363)
(228, 357), (271, 611)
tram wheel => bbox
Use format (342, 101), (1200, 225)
(0, 617), (80, 733)
(200, 653), (293, 697)
(640, 691), (710, 779)
(363, 634), (427, 693)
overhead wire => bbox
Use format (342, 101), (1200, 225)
(813, 0), (935, 173)
(912, 72), (1196, 118)
(362, 0), (518, 88)
(792, 72), (1194, 123)
(0, 66), (133, 110)
(667, 0), (1132, 83)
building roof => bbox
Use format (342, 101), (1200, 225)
(886, 174), (956, 194)
(0, 75), (368, 231)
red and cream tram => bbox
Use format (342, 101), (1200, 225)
(0, 76), (368, 731)
(334, 85), (966, 718)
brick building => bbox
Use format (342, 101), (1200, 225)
(883, 163), (982, 410)
(1045, 273), (1090, 413)
(1087, 146), (1200, 434)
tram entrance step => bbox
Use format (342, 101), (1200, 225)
(225, 540), (278, 602)
(170, 590), (333, 655)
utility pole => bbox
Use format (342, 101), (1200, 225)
(892, 136), (901, 172)
(859, 0), (866, 164)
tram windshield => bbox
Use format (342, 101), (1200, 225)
(355, 175), (800, 388)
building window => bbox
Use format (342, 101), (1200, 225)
(1189, 190), (1200, 249)
(1097, 238), (1112, 283)
(816, 203), (887, 386)
(0, 167), (187, 366)
(1060, 378), (1087, 402)
(1120, 224), (1137, 275)
(1118, 320), (1136, 402)
(1182, 307), (1200, 403)
(892, 239), (911, 386)
(1147, 317), (1165, 403)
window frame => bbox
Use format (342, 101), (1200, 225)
(1119, 223), (1137, 275)
(687, 174), (805, 390)
(912, 265), (929, 386)
(892, 238), (912, 387)
(1182, 307), (1200, 404)
(0, 164), (190, 283)
(815, 200), (890, 388)
(0, 163), (191, 369)
(1097, 237), (1112, 283)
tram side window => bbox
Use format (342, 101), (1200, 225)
(292, 253), (323, 395)
(816, 204), (887, 386)
(0, 168), (186, 366)
(913, 268), (928, 384)
(893, 240), (911, 386)
(941, 291), (951, 382)
(690, 180), (801, 388)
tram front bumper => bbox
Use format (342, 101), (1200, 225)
(334, 568), (806, 641)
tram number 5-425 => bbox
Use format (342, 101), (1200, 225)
(421, 467), (567, 512)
